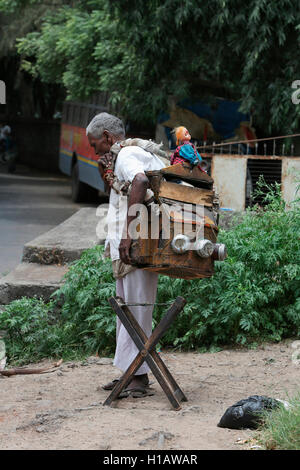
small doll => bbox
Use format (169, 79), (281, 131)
(170, 126), (203, 167)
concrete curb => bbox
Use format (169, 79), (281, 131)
(0, 207), (106, 305)
(22, 207), (103, 265)
(0, 263), (69, 304)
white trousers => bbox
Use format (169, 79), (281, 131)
(114, 268), (158, 375)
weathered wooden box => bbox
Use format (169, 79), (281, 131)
(130, 163), (226, 279)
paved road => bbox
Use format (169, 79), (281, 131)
(0, 164), (98, 276)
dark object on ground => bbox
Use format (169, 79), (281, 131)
(217, 395), (281, 429)
(117, 387), (155, 399)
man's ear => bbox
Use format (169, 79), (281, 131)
(103, 130), (111, 143)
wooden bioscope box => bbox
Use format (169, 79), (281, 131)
(130, 162), (227, 280)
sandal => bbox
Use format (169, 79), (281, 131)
(118, 387), (155, 399)
(101, 376), (152, 391)
(101, 378), (120, 391)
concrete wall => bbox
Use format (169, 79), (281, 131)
(5, 118), (61, 173)
(211, 154), (300, 211)
(211, 155), (247, 211)
(281, 158), (300, 207)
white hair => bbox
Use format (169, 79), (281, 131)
(86, 112), (125, 139)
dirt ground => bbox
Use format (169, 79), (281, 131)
(0, 339), (299, 451)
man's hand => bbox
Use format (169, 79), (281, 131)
(119, 236), (132, 264)
(119, 172), (148, 264)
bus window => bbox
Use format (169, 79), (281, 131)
(67, 103), (74, 125)
(78, 105), (84, 128)
(80, 105), (88, 128)
(88, 107), (96, 125)
(62, 103), (67, 122)
(65, 103), (70, 124)
(73, 105), (80, 127)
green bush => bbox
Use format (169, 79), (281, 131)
(154, 180), (300, 349)
(0, 250), (116, 364)
(0, 297), (61, 364)
(52, 245), (116, 356)
(0, 179), (299, 363)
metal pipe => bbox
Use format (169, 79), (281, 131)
(196, 132), (300, 151)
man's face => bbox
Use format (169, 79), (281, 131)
(88, 131), (112, 156)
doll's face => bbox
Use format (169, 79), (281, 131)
(176, 127), (191, 142)
(183, 128), (191, 140)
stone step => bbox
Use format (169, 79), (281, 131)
(22, 207), (106, 265)
(0, 263), (69, 304)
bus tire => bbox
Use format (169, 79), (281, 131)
(71, 161), (99, 202)
(71, 162), (87, 202)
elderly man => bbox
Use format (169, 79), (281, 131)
(86, 112), (165, 397)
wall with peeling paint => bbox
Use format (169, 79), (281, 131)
(281, 158), (300, 208)
(210, 155), (300, 211)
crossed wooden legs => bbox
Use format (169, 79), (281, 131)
(103, 296), (188, 411)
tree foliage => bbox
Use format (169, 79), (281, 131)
(1, 0), (300, 129)
(0, 0), (67, 117)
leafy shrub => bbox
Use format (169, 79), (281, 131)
(52, 246), (116, 356)
(154, 179), (300, 349)
(0, 297), (60, 364)
(0, 178), (299, 363)
(0, 250), (117, 363)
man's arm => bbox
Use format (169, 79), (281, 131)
(119, 172), (148, 264)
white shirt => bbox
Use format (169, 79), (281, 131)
(106, 145), (165, 261)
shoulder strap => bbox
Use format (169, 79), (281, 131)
(101, 138), (167, 195)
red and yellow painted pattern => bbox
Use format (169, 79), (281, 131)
(60, 123), (98, 168)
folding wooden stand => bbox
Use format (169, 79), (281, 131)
(103, 296), (188, 411)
